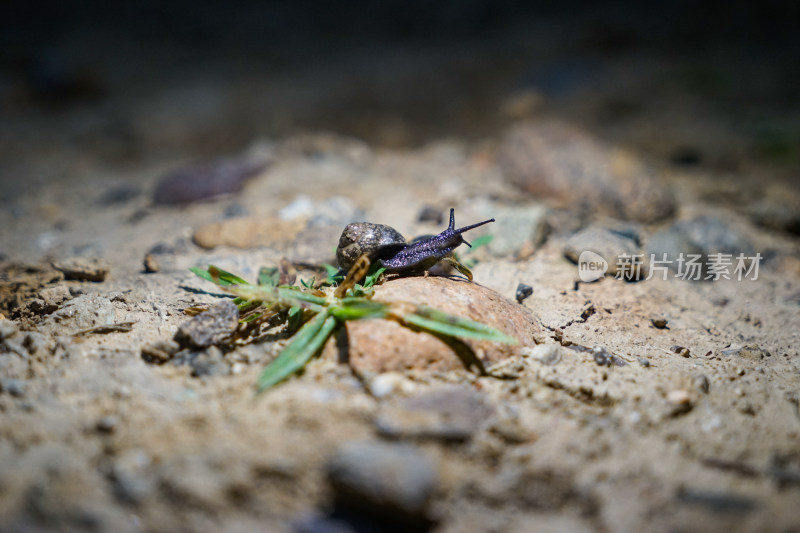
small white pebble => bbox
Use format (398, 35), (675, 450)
(667, 389), (691, 405)
(369, 372), (415, 399)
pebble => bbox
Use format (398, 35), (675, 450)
(675, 488), (758, 514)
(667, 389), (693, 415)
(719, 345), (771, 359)
(564, 226), (643, 279)
(746, 195), (800, 236)
(326, 441), (438, 520)
(153, 156), (269, 205)
(693, 374), (710, 394)
(498, 120), (674, 222)
(143, 254), (159, 273)
(589, 346), (627, 367)
(522, 344), (562, 365)
(416, 205), (444, 224)
(368, 373), (417, 399)
(0, 378), (26, 397)
(46, 294), (115, 331)
(650, 316), (668, 329)
(140, 339), (180, 364)
(52, 257), (110, 282)
(671, 345), (691, 358)
(483, 204), (549, 257)
(192, 217), (304, 249)
(173, 300), (239, 349)
(173, 346), (230, 377)
(645, 216), (754, 279)
(637, 357), (650, 367)
(515, 283), (533, 303)
(95, 415), (118, 434)
(375, 386), (495, 441)
(38, 285), (72, 311)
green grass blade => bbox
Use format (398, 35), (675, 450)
(190, 265), (250, 286)
(257, 312), (337, 392)
(328, 300), (388, 321)
(401, 307), (517, 344)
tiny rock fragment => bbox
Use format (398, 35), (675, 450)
(141, 339), (181, 364)
(667, 389), (693, 415)
(417, 205), (444, 224)
(38, 285), (72, 311)
(523, 344), (562, 365)
(52, 257), (109, 282)
(651, 317), (669, 329)
(96, 416), (118, 434)
(515, 283), (533, 303)
(143, 254), (159, 273)
(693, 374), (710, 394)
(490, 418), (536, 444)
(368, 372), (417, 399)
(671, 345), (691, 357)
(173, 300), (239, 349)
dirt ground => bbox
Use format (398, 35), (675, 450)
(2, 4), (800, 533)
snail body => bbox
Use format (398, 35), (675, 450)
(335, 208), (495, 276)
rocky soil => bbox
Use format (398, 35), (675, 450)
(1, 7), (799, 532)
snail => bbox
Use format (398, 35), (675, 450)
(336, 208), (494, 280)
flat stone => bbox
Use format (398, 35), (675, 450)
(564, 226), (642, 278)
(193, 217), (304, 249)
(52, 258), (110, 282)
(375, 385), (495, 441)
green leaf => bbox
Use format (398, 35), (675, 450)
(257, 312), (338, 392)
(401, 306), (516, 344)
(258, 266), (281, 287)
(190, 265), (250, 286)
(362, 266), (386, 289)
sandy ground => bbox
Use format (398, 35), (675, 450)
(1, 10), (800, 532)
(1, 128), (799, 533)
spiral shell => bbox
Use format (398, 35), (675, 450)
(336, 222), (407, 270)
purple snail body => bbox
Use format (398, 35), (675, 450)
(336, 208), (494, 275)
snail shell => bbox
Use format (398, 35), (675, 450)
(336, 222), (407, 270)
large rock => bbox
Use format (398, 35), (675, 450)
(498, 120), (674, 222)
(341, 276), (539, 374)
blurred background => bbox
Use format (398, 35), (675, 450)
(1, 0), (798, 202)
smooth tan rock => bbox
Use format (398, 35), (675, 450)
(192, 217), (304, 249)
(341, 277), (540, 374)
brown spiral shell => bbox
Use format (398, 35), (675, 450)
(336, 222), (407, 270)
